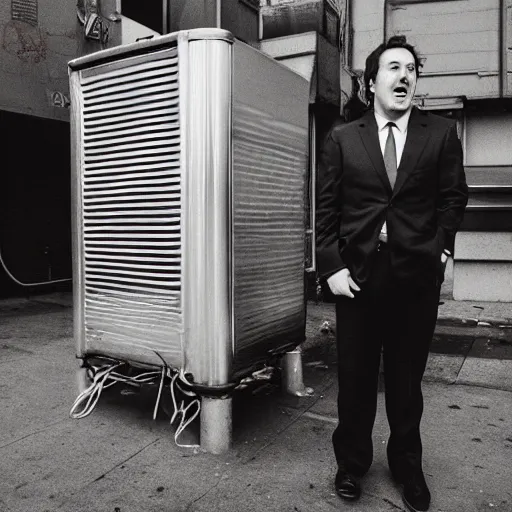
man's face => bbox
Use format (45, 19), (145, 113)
(370, 47), (417, 119)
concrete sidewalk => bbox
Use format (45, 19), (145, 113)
(0, 294), (511, 512)
(305, 299), (512, 392)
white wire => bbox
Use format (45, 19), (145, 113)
(70, 363), (124, 419)
(0, 247), (71, 287)
(177, 369), (199, 396)
(70, 359), (202, 449)
(169, 373), (200, 449)
(153, 366), (166, 420)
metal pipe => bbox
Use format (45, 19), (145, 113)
(383, 0), (389, 42)
(347, 0), (354, 68)
(305, 110), (316, 273)
(421, 70), (499, 78)
(163, 0), (169, 34)
(282, 348), (314, 397)
(69, 70), (87, 358)
(184, 38), (233, 386)
(200, 396), (232, 454)
(500, 0), (506, 97)
(76, 367), (91, 394)
(162, 0), (171, 34)
(216, 0), (221, 28)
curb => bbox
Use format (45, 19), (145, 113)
(437, 316), (512, 328)
(304, 310), (512, 362)
(436, 316), (479, 327)
(477, 316), (512, 328)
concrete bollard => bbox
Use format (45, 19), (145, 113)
(200, 396), (232, 454)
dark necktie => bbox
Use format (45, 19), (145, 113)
(383, 122), (397, 189)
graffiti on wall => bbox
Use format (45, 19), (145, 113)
(48, 90), (70, 108)
(2, 21), (47, 63)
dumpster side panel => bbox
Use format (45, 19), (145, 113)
(231, 40), (309, 375)
(71, 47), (185, 368)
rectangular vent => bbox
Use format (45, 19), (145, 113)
(80, 49), (183, 361)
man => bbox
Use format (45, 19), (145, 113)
(316, 35), (468, 512)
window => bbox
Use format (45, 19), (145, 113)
(121, 0), (164, 34)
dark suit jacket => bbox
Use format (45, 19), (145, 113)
(316, 107), (468, 292)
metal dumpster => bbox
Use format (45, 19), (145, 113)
(69, 28), (310, 452)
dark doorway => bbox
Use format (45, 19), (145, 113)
(122, 0), (164, 34)
(0, 110), (72, 295)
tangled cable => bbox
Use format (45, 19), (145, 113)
(70, 356), (200, 448)
(168, 372), (200, 448)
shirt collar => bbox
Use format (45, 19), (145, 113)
(374, 109), (412, 134)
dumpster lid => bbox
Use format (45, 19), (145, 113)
(69, 28), (234, 72)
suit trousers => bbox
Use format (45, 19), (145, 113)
(332, 245), (440, 478)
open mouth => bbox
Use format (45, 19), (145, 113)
(393, 86), (408, 98)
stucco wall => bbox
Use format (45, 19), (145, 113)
(0, 0), (80, 120)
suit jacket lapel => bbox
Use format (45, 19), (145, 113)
(357, 111), (392, 195)
(392, 108), (430, 197)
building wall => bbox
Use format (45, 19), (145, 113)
(389, 0), (501, 100)
(0, 0), (127, 121)
(0, 0), (80, 121)
(222, 0), (259, 44)
(350, 0), (384, 71)
(350, 0), (506, 100)
(168, 0), (216, 32)
(260, 0), (339, 46)
(168, 0), (259, 44)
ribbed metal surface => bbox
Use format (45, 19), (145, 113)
(79, 48), (183, 366)
(232, 103), (306, 371)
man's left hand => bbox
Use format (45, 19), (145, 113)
(440, 251), (449, 279)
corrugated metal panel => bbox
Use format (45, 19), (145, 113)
(387, 0), (501, 99)
(79, 48), (184, 366)
(232, 103), (306, 371)
(11, 0), (38, 26)
(231, 39), (309, 375)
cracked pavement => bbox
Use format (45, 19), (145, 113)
(0, 297), (511, 512)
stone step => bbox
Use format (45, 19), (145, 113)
(454, 231), (512, 261)
(453, 261), (512, 301)
(465, 166), (512, 189)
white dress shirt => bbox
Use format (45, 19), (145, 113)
(375, 109), (412, 241)
(375, 109), (411, 168)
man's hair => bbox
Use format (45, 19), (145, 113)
(363, 35), (422, 104)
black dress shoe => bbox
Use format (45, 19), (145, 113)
(334, 467), (361, 501)
(393, 470), (431, 512)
